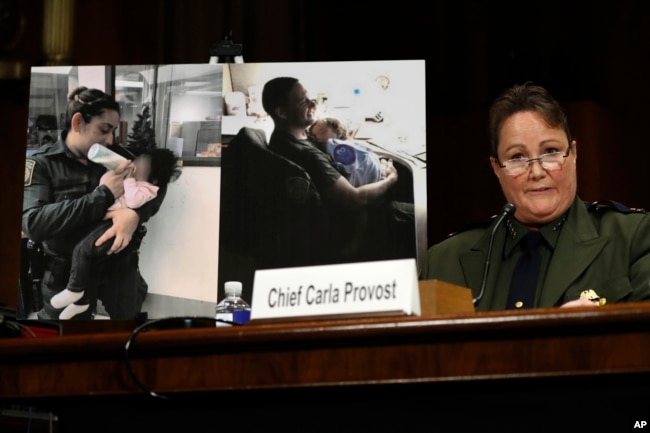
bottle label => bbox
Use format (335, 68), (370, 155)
(232, 310), (251, 324)
(215, 312), (233, 327)
(215, 310), (251, 327)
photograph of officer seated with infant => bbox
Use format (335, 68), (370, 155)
(218, 60), (428, 301)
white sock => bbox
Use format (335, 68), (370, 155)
(51, 289), (84, 309)
(59, 303), (90, 320)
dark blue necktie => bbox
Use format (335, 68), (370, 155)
(507, 231), (543, 309)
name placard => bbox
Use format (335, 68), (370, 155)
(250, 258), (420, 322)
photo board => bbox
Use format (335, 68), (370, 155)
(18, 60), (427, 321)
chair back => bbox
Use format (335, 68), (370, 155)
(219, 127), (335, 272)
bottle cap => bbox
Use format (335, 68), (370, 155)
(224, 281), (243, 296)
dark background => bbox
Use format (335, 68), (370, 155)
(2, 0), (650, 309)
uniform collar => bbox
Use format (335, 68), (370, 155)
(537, 196), (609, 306)
(49, 136), (98, 167)
(504, 212), (568, 257)
(273, 129), (315, 146)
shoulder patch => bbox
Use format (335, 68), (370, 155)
(587, 199), (646, 214)
(24, 159), (35, 187)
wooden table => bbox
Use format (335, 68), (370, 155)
(2, 304), (650, 431)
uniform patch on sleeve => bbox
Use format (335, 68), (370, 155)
(24, 159), (35, 187)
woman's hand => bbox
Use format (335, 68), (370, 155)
(102, 160), (134, 198)
(94, 208), (140, 254)
(559, 298), (600, 308)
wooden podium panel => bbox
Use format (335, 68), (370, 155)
(3, 304), (650, 431)
(3, 302), (650, 400)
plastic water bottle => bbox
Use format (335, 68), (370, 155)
(215, 281), (251, 327)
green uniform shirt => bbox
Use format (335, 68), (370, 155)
(421, 196), (650, 311)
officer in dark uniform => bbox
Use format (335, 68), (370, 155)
(22, 87), (163, 320)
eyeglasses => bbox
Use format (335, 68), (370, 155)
(497, 147), (572, 177)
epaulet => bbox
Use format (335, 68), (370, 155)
(28, 144), (53, 157)
(446, 217), (494, 238)
(27, 150), (40, 158)
(586, 200), (646, 214)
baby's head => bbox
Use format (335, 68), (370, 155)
(133, 148), (182, 186)
(309, 118), (349, 146)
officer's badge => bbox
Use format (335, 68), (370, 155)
(580, 289), (607, 306)
(24, 159), (35, 187)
